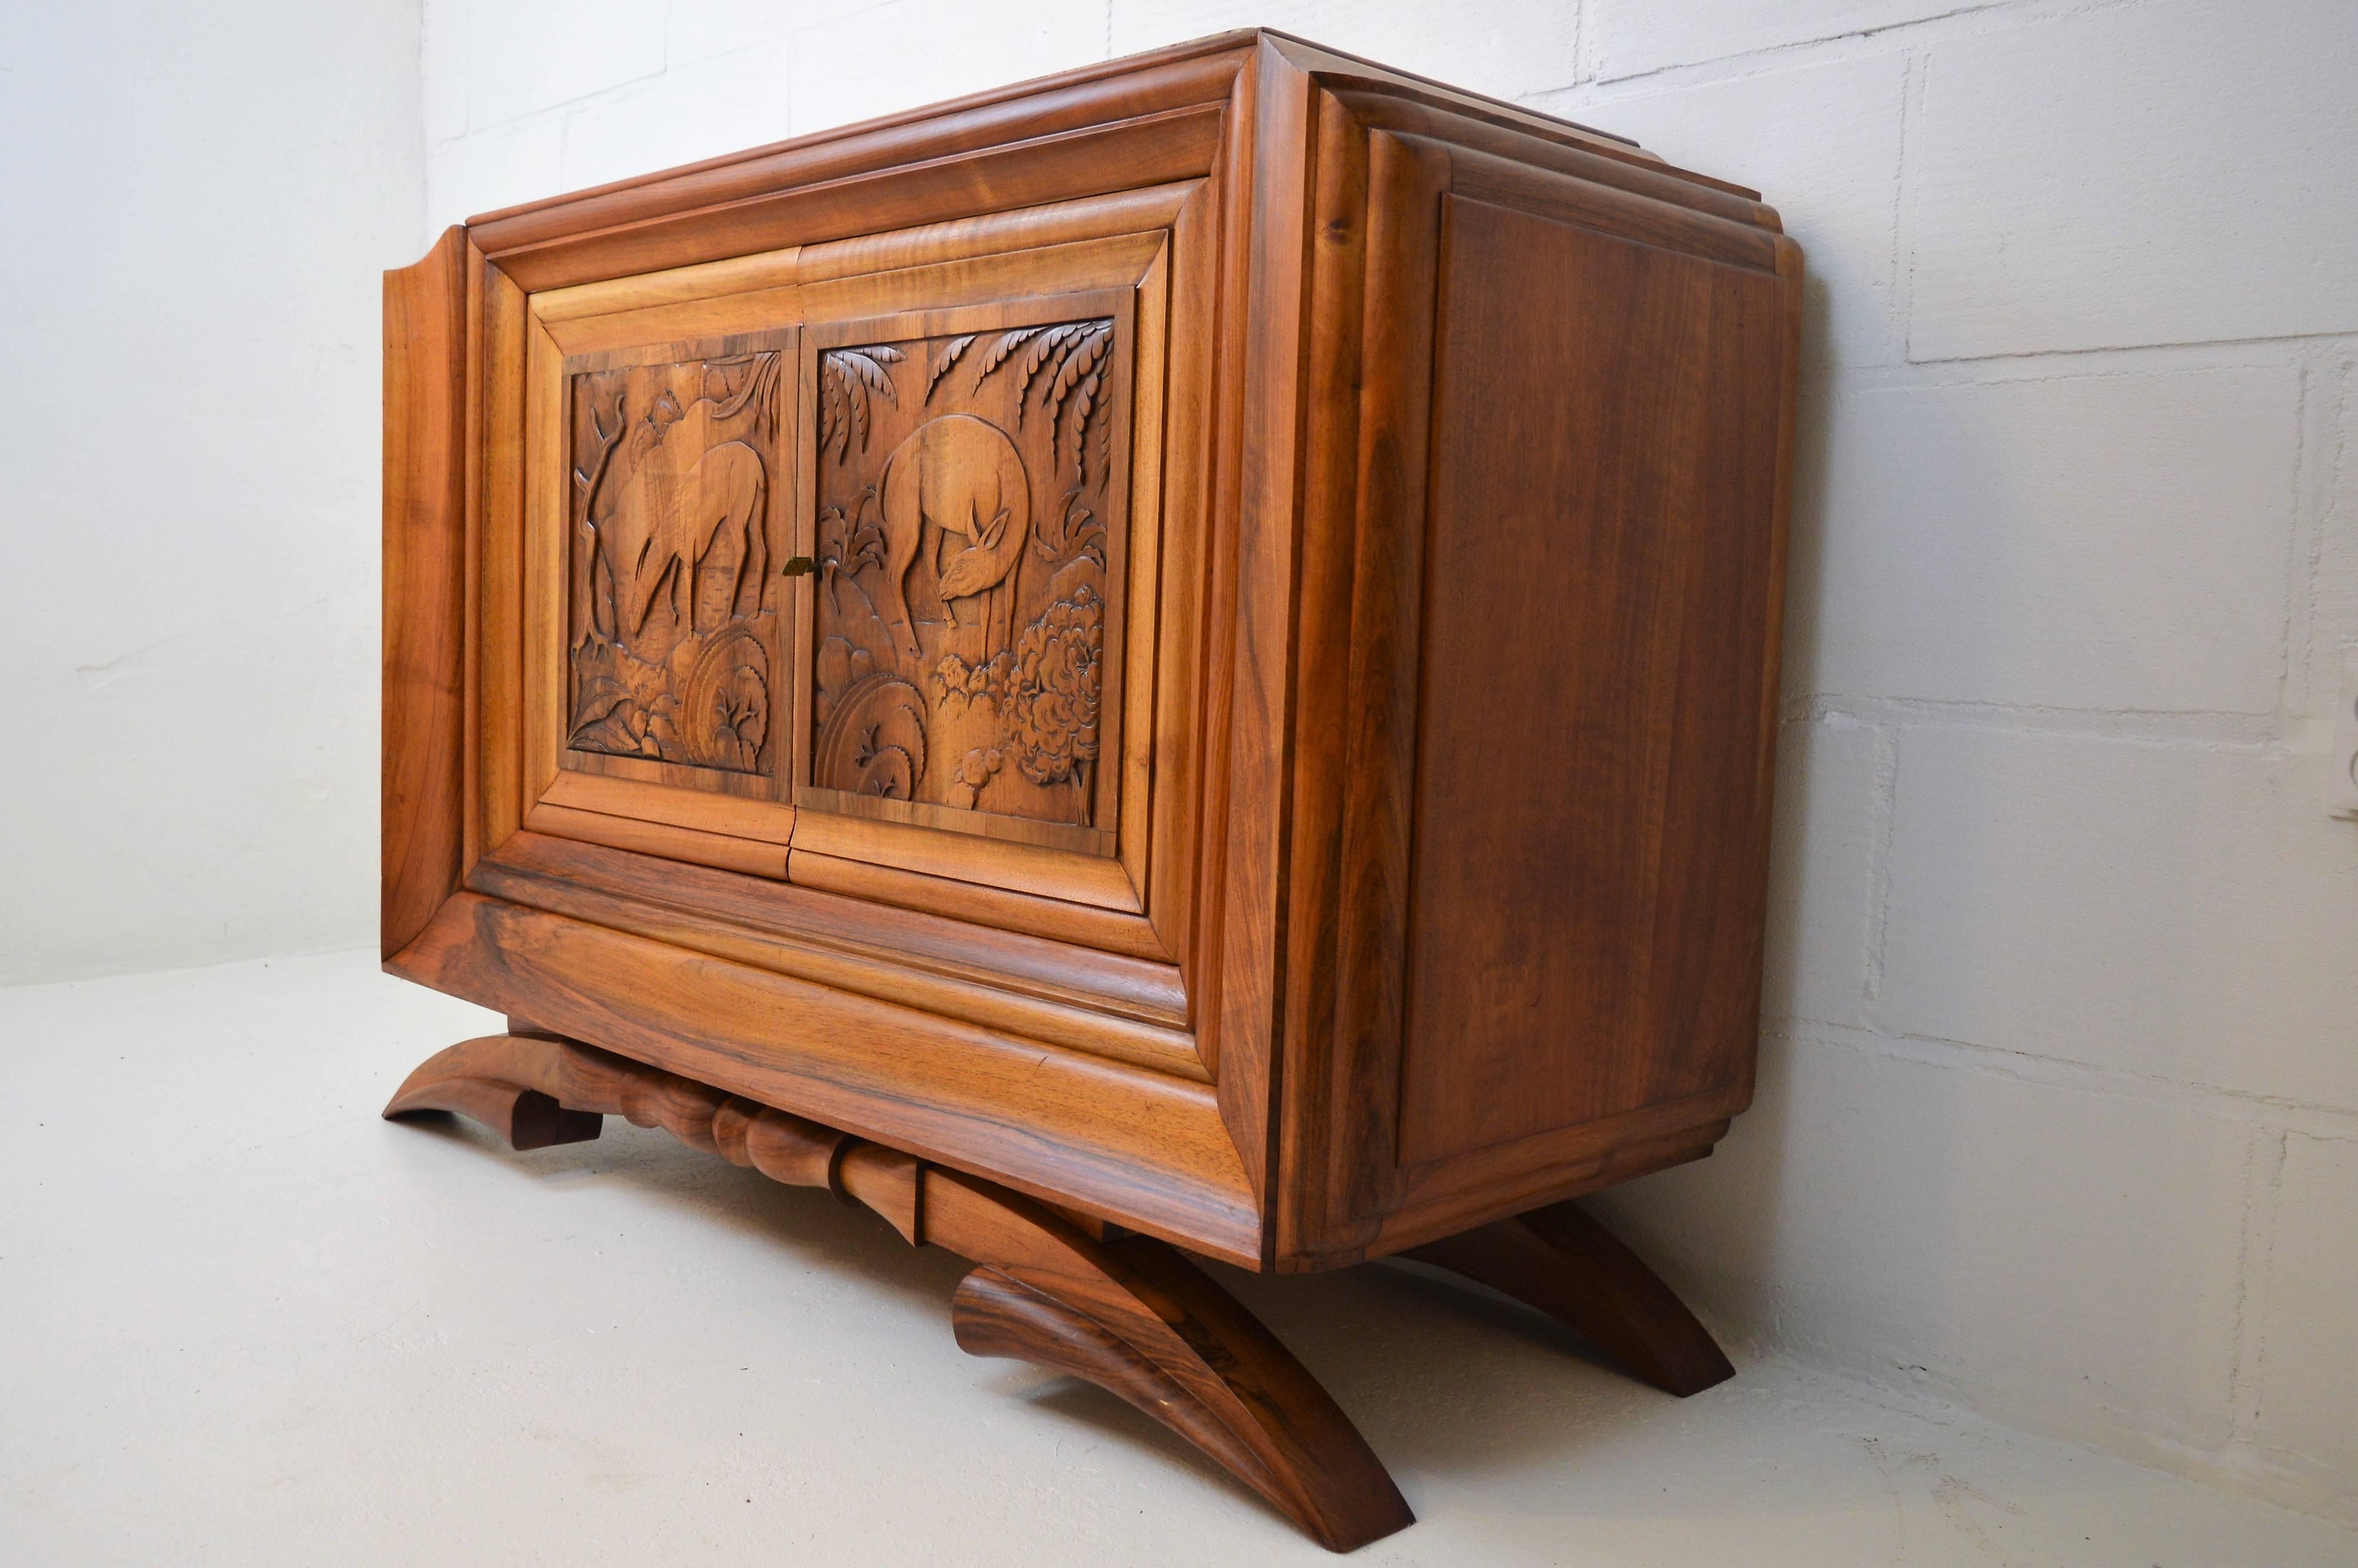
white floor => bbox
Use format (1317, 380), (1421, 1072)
(3, 953), (2352, 1567)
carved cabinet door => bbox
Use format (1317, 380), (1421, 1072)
(508, 201), (1190, 981)
(562, 334), (798, 795)
(794, 295), (1133, 860)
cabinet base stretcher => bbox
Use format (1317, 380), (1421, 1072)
(385, 1032), (1732, 1552)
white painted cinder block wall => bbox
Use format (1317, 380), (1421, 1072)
(450, 0), (2345, 1525)
(1, 2), (424, 982)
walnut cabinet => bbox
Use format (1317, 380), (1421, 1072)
(382, 30), (1799, 1550)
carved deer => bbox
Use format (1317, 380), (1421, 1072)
(873, 414), (1030, 660)
(595, 388), (769, 640)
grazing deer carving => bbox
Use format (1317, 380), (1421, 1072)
(597, 382), (769, 641)
(874, 414), (1030, 661)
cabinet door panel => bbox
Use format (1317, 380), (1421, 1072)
(796, 294), (1132, 857)
(510, 206), (1187, 954)
(562, 333), (796, 796)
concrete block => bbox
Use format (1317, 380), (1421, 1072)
(1595, 1032), (2249, 1453)
(427, 117), (563, 231)
(1111, 0), (1577, 104)
(1909, 0), (2358, 360)
(1586, 0), (2000, 81)
(1789, 365), (2295, 713)
(1550, 52), (1904, 368)
(2298, 360), (2358, 725)
(790, 0), (1110, 138)
(1761, 715), (1880, 1026)
(1880, 730), (2358, 1112)
(563, 47), (795, 194)
(465, 0), (665, 128)
(2251, 1132), (2358, 1503)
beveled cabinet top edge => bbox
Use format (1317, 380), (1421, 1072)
(460, 28), (1714, 253)
(466, 32), (1259, 247)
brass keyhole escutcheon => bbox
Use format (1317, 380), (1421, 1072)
(780, 556), (815, 577)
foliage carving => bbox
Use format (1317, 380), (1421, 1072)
(808, 318), (1120, 830)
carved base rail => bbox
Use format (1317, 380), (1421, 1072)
(384, 1032), (1736, 1550)
(384, 1032), (1414, 1552)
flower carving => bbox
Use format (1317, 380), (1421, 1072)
(1003, 584), (1102, 787)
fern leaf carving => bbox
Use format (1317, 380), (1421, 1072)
(820, 346), (904, 460)
(1015, 324), (1087, 420)
(972, 327), (1041, 388)
(1045, 326), (1110, 459)
(926, 335), (975, 403)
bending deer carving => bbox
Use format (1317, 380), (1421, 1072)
(873, 414), (1030, 660)
(596, 386), (769, 640)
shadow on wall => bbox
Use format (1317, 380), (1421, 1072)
(1770, 267), (1840, 702)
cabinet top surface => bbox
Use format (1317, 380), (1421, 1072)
(457, 28), (1755, 244)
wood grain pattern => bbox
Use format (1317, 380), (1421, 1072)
(383, 34), (1805, 1544)
(519, 799), (788, 879)
(564, 342), (789, 779)
(1280, 128), (1451, 1261)
(1266, 89), (1799, 1270)
(787, 806), (1142, 911)
(386, 1031), (1411, 1552)
(476, 830), (1185, 1025)
(945, 1221), (1412, 1550)
(1405, 1198), (1735, 1398)
(384, 29), (1801, 1297)
(387, 892), (1259, 1263)
(1397, 194), (1786, 1167)
(469, 832), (1204, 1079)
(491, 102), (1230, 294)
(475, 261), (532, 859)
(381, 227), (470, 956)
(383, 1035), (607, 1151)
(802, 305), (1126, 841)
(1204, 35), (1316, 1218)
(783, 847), (1167, 960)
(471, 44), (1250, 281)
(537, 768), (796, 844)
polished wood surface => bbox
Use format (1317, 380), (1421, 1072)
(381, 227), (470, 957)
(1270, 95), (1800, 1271)
(382, 31), (1800, 1546)
(390, 891), (1262, 1263)
(380, 19), (1799, 1277)
(387, 1033), (1413, 1552)
(1398, 195), (1785, 1167)
(562, 336), (792, 785)
(796, 291), (1134, 853)
(1407, 1200), (1735, 1398)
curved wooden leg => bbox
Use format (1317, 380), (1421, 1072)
(386, 1032), (857, 1174)
(1406, 1200), (1733, 1397)
(384, 1035), (1412, 1552)
(383, 1035), (606, 1150)
(925, 1169), (1413, 1553)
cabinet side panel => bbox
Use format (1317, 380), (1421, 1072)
(1395, 196), (1786, 1166)
(383, 228), (471, 956)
